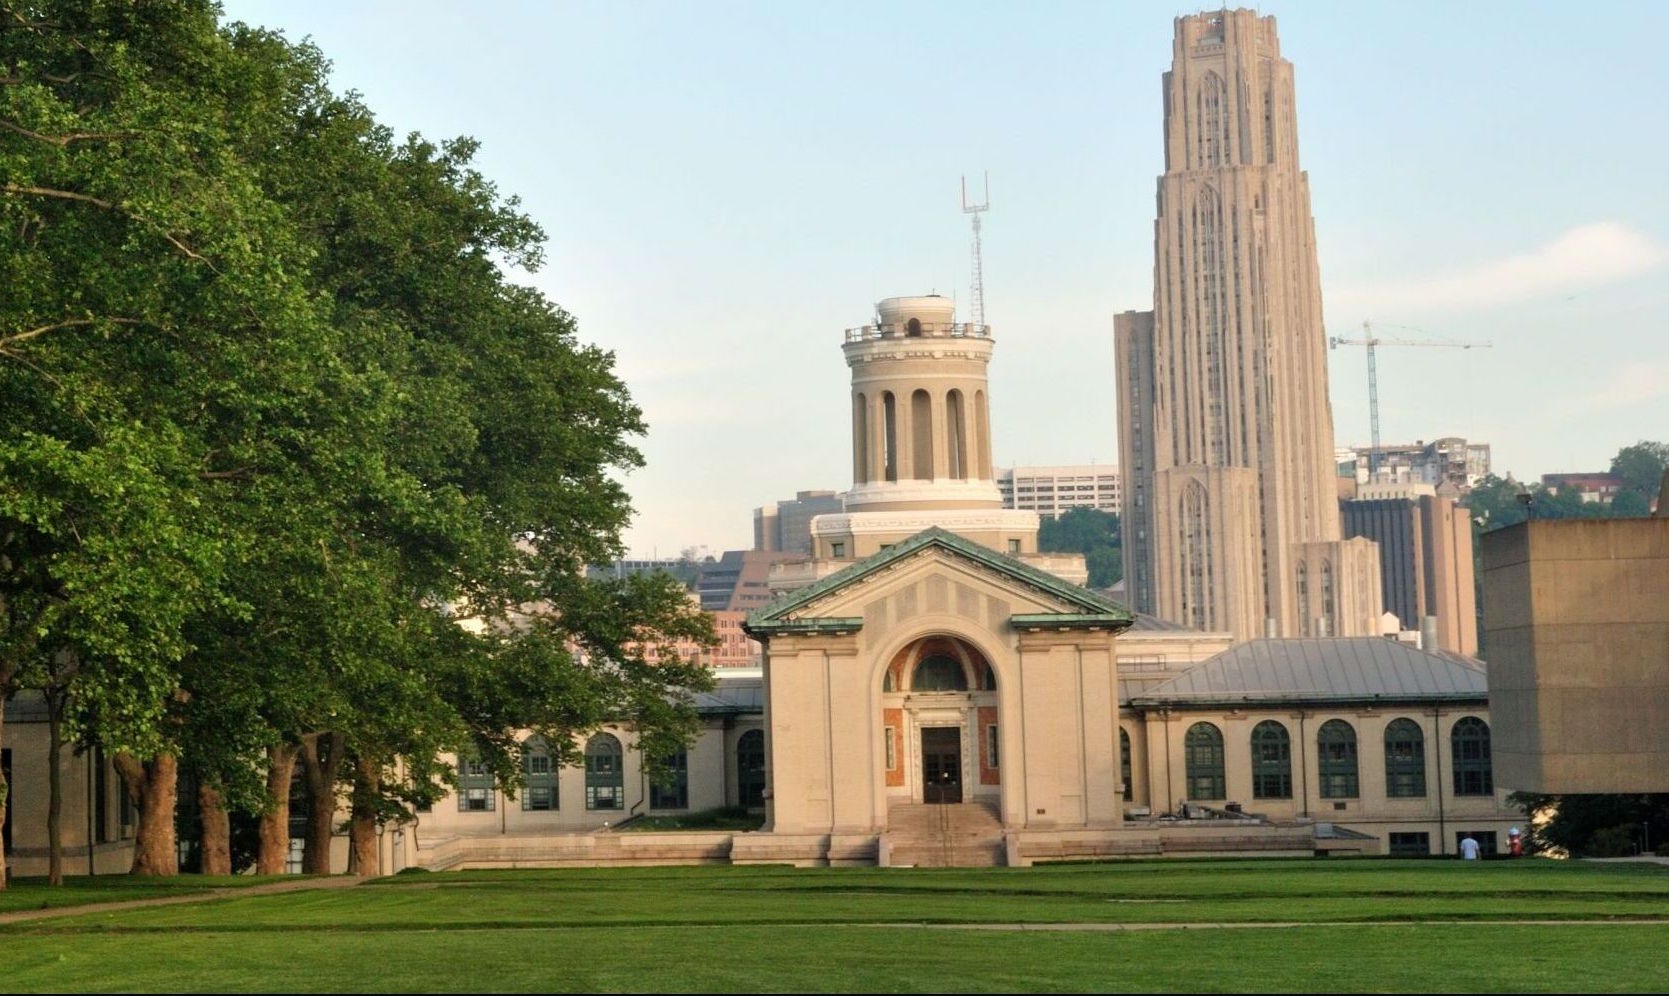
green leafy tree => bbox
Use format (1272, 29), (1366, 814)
(1610, 441), (1668, 505)
(1038, 508), (1123, 588)
(3, 1), (716, 884)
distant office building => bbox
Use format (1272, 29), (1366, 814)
(695, 549), (801, 613)
(1539, 472), (1625, 504)
(1340, 438), (1491, 494)
(1341, 491), (1478, 656)
(753, 490), (844, 554)
(587, 557), (701, 586)
(637, 601), (761, 670)
(997, 466), (1121, 519)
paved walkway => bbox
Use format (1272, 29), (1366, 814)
(0, 874), (368, 926)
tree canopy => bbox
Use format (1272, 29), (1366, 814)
(0, 0), (712, 883)
(1037, 508), (1122, 589)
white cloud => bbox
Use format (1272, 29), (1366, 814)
(1330, 222), (1669, 316)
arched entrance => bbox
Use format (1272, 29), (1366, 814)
(880, 636), (999, 806)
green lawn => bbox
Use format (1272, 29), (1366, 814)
(4, 859), (1668, 992)
(0, 874), (268, 915)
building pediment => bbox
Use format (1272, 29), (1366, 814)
(744, 527), (1132, 637)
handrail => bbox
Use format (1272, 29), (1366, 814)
(843, 322), (991, 344)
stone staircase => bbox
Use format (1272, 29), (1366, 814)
(883, 800), (1006, 867)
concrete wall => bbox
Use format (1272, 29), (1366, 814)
(1481, 518), (1669, 793)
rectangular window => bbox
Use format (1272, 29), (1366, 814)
(1456, 831), (1498, 856)
(884, 727), (896, 770)
(831, 542), (845, 558)
(1007, 539), (1021, 554)
(457, 757), (496, 812)
(986, 725), (999, 769)
(650, 752), (689, 811)
(1389, 832), (1431, 856)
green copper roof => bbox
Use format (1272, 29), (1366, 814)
(1009, 613), (1129, 630)
(744, 526), (1134, 634)
(744, 616), (864, 636)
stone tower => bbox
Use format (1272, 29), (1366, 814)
(809, 295), (1044, 563)
(1116, 9), (1381, 640)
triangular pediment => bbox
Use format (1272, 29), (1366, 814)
(745, 527), (1132, 636)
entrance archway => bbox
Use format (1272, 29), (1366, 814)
(879, 636), (999, 806)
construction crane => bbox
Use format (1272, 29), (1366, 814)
(1327, 321), (1493, 477)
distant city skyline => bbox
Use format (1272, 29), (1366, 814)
(222, 2), (1669, 555)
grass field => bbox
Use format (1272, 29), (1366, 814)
(3, 859), (1668, 992)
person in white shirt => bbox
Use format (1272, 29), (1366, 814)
(1460, 835), (1481, 860)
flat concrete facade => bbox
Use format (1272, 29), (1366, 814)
(1481, 518), (1669, 793)
(1342, 494), (1478, 655)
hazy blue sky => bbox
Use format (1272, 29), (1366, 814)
(222, 1), (1669, 556)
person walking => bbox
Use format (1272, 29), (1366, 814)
(1460, 834), (1481, 860)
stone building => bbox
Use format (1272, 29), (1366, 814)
(1117, 8), (1382, 640)
(997, 466), (1121, 519)
(1342, 490), (1479, 655)
(1481, 516), (1669, 794)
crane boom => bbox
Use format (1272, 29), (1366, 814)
(1328, 321), (1492, 477)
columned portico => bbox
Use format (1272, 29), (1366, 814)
(744, 528), (1133, 860)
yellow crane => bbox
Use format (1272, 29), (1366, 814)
(1327, 321), (1493, 476)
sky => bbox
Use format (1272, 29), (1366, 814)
(221, 1), (1669, 556)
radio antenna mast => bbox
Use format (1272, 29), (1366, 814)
(961, 172), (990, 328)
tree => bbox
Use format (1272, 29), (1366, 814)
(1038, 508), (1123, 589)
(1611, 441), (1668, 504)
(1512, 792), (1669, 857)
(3, 2), (717, 885)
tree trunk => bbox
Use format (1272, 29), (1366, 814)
(256, 742), (299, 876)
(47, 692), (64, 885)
(0, 702), (8, 890)
(348, 756), (379, 877)
(197, 781), (232, 876)
(299, 732), (344, 875)
(114, 753), (179, 876)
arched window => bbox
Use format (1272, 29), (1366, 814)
(585, 733), (624, 810)
(905, 317), (922, 336)
(1296, 562), (1310, 635)
(852, 393), (868, 484)
(1184, 722), (1225, 800)
(737, 730), (766, 809)
(1384, 718), (1426, 798)
(1317, 720), (1359, 799)
(1451, 717), (1493, 796)
(1180, 481), (1213, 630)
(650, 747), (688, 810)
(946, 390), (967, 480)
(522, 736), (556, 811)
(1120, 728), (1134, 802)
(981, 664), (997, 691)
(911, 389), (934, 480)
(882, 667), (896, 692)
(912, 654), (968, 692)
(1250, 721), (1292, 799)
(1197, 71), (1229, 167)
(1320, 560), (1336, 636)
(882, 392), (898, 483)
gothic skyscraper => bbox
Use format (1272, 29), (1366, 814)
(1117, 8), (1381, 640)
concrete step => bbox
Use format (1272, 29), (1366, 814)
(883, 801), (1006, 868)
